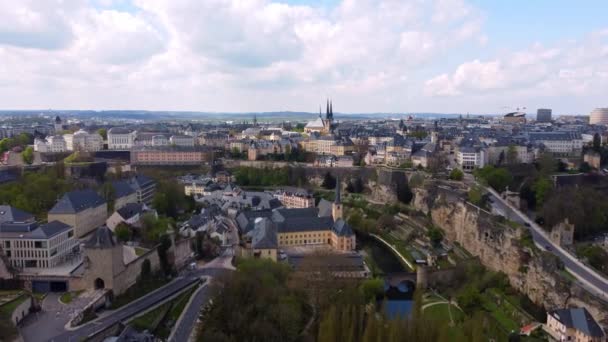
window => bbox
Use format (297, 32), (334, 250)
(4, 241), (9, 248)
(68, 230), (74, 238)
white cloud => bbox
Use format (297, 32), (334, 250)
(0, 0), (604, 113)
(425, 33), (608, 103)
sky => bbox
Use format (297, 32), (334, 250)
(0, 0), (607, 115)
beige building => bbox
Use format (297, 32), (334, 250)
(584, 151), (601, 170)
(240, 180), (356, 260)
(80, 226), (160, 295)
(546, 308), (605, 342)
(48, 190), (108, 238)
(272, 188), (315, 208)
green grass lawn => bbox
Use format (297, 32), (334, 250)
(59, 290), (84, 304)
(134, 247), (149, 256)
(111, 277), (169, 309)
(480, 293), (519, 333)
(131, 286), (197, 338)
(131, 302), (172, 332)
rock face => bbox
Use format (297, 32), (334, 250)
(414, 183), (608, 325)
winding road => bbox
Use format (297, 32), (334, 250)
(485, 186), (608, 299)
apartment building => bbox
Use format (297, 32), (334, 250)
(546, 308), (605, 342)
(34, 135), (68, 153)
(272, 188), (315, 208)
(0, 206), (79, 269)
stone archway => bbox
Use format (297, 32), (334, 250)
(94, 278), (105, 290)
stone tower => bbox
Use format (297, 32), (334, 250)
(332, 176), (343, 220)
(82, 226), (125, 291)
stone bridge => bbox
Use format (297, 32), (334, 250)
(385, 267), (460, 289)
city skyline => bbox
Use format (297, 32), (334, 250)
(0, 0), (607, 114)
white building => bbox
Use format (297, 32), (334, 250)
(170, 135), (195, 147)
(151, 135), (169, 146)
(34, 135), (68, 153)
(528, 132), (583, 157)
(108, 128), (135, 150)
(0, 206), (79, 269)
(457, 145), (487, 171)
(64, 129), (103, 152)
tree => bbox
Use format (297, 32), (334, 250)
(474, 166), (512, 192)
(593, 133), (601, 152)
(377, 214), (396, 230)
(427, 227), (443, 247)
(532, 177), (552, 208)
(100, 182), (116, 212)
(140, 259), (152, 280)
(346, 177), (364, 193)
(157, 234), (174, 276)
(322, 172), (337, 190)
(537, 152), (557, 176)
(21, 146), (34, 165)
(97, 128), (108, 140)
(506, 145), (518, 164)
(359, 278), (384, 302)
(114, 223), (131, 242)
(449, 168), (464, 181)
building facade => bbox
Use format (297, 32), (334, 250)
(130, 146), (212, 165)
(64, 130), (104, 152)
(0, 206), (79, 269)
(108, 128), (135, 150)
(590, 108), (608, 125)
(48, 190), (108, 238)
(537, 108), (552, 122)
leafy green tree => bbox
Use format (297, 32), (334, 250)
(532, 177), (552, 208)
(579, 161), (591, 173)
(537, 152), (557, 176)
(506, 145), (518, 164)
(427, 227), (444, 246)
(359, 278), (384, 302)
(474, 166), (512, 192)
(114, 223), (131, 242)
(100, 182), (116, 212)
(22, 146), (34, 165)
(449, 168), (464, 181)
(97, 128), (108, 140)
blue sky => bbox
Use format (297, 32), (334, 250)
(0, 0), (607, 114)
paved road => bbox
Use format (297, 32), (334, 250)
(485, 187), (608, 298)
(47, 274), (203, 342)
(169, 284), (211, 342)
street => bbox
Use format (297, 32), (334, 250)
(485, 186), (608, 298)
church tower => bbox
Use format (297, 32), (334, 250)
(332, 176), (343, 220)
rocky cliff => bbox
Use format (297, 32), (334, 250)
(414, 183), (608, 325)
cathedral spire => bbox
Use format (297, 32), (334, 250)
(326, 99), (330, 120)
(329, 100), (333, 120)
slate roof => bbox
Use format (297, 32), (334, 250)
(116, 203), (145, 220)
(0, 221), (71, 239)
(549, 308), (605, 337)
(317, 199), (333, 217)
(251, 218), (278, 250)
(236, 210), (273, 234)
(0, 205), (35, 223)
(549, 308), (605, 338)
(49, 189), (106, 215)
(112, 180), (136, 198)
(85, 226), (116, 249)
(333, 219), (354, 237)
(128, 175), (155, 190)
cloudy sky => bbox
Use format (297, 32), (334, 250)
(1, 0), (607, 114)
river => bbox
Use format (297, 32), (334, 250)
(357, 233), (415, 319)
